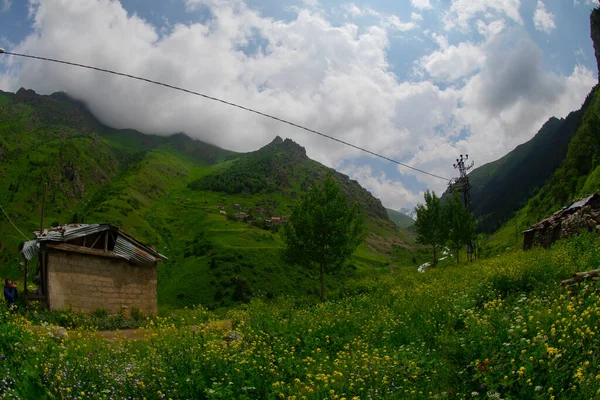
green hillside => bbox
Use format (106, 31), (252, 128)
(524, 85), (600, 222)
(0, 88), (404, 309)
(386, 207), (414, 228)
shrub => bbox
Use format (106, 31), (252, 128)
(93, 308), (108, 318)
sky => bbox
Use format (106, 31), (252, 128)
(0, 0), (599, 211)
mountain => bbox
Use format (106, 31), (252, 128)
(386, 208), (414, 228)
(399, 207), (417, 220)
(189, 136), (389, 221)
(462, 108), (587, 232)
(0, 88), (401, 308)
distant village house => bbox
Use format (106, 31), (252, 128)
(22, 224), (166, 315)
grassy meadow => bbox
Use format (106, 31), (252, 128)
(2, 232), (600, 399)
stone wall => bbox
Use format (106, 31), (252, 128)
(47, 251), (157, 315)
(560, 206), (600, 238)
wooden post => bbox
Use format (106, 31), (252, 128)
(40, 183), (48, 234)
(23, 258), (28, 297)
(104, 231), (109, 251)
(29, 182), (48, 303)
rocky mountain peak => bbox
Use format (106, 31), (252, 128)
(15, 88), (41, 103)
(270, 136), (284, 145)
(281, 138), (307, 158)
(259, 136), (307, 159)
(591, 8), (600, 80)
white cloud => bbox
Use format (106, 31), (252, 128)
(341, 3), (417, 31)
(1, 0), (12, 13)
(417, 40), (486, 82)
(533, 0), (556, 34)
(410, 0), (432, 11)
(0, 0), (595, 209)
(342, 3), (363, 17)
(384, 15), (418, 31)
(0, 35), (14, 48)
(574, 0), (599, 6)
(476, 19), (506, 37)
(444, 0), (522, 31)
(341, 164), (422, 209)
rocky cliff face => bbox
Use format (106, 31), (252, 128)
(591, 9), (600, 80)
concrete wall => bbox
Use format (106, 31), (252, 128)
(47, 251), (157, 315)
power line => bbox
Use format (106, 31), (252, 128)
(0, 203), (30, 241)
(0, 50), (451, 181)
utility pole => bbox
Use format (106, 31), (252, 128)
(26, 182), (48, 298)
(452, 154), (474, 209)
(451, 155), (475, 261)
(40, 183), (48, 234)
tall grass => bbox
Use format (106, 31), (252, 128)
(1, 233), (599, 399)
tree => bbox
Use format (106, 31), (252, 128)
(414, 190), (447, 265)
(445, 191), (476, 264)
(281, 176), (365, 301)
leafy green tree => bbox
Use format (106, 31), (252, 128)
(415, 190), (447, 265)
(445, 192), (476, 264)
(281, 176), (365, 301)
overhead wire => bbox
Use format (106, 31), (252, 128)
(0, 203), (30, 241)
(0, 50), (451, 181)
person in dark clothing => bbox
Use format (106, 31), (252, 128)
(3, 279), (18, 307)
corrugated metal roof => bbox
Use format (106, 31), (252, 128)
(564, 194), (598, 213)
(22, 240), (39, 261)
(21, 223), (167, 266)
(114, 235), (157, 267)
(34, 224), (110, 241)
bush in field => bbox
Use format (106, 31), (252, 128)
(282, 176), (364, 301)
(415, 189), (447, 265)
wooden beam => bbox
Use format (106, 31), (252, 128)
(572, 269), (600, 279)
(90, 233), (102, 249)
(46, 243), (120, 259)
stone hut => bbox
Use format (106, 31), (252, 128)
(22, 224), (166, 314)
(523, 194), (600, 250)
